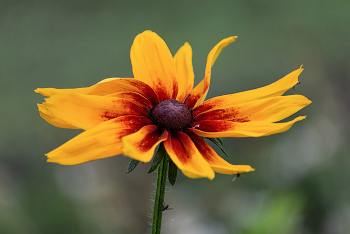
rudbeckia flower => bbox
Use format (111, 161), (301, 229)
(35, 30), (311, 180)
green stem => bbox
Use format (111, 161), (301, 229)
(151, 154), (169, 234)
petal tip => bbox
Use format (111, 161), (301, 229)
(297, 66), (304, 75)
(45, 152), (53, 159)
(237, 165), (256, 174)
(223, 36), (238, 45)
(208, 171), (215, 180)
(138, 30), (157, 38)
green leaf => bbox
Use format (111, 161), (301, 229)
(126, 159), (140, 174)
(148, 144), (166, 174)
(205, 137), (229, 157)
(215, 138), (224, 147)
(168, 158), (178, 186)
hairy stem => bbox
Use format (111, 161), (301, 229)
(151, 154), (169, 234)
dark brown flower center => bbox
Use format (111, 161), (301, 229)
(151, 99), (193, 131)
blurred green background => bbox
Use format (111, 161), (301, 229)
(1, 0), (350, 233)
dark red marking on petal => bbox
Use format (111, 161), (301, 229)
(168, 133), (190, 164)
(191, 120), (236, 132)
(110, 99), (148, 113)
(112, 115), (152, 127)
(90, 78), (159, 105)
(183, 75), (210, 109)
(183, 93), (192, 106)
(194, 107), (250, 123)
(185, 130), (216, 163)
(99, 99), (148, 122)
(100, 111), (125, 121)
(111, 116), (152, 135)
(108, 92), (153, 112)
(184, 93), (201, 109)
(109, 115), (152, 139)
(192, 99), (226, 116)
(127, 79), (159, 105)
(136, 129), (165, 153)
(152, 78), (169, 102)
(171, 75), (179, 100)
(233, 117), (250, 123)
(116, 128), (140, 140)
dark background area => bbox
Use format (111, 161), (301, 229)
(1, 0), (350, 233)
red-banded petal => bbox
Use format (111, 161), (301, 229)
(195, 95), (311, 123)
(46, 115), (151, 165)
(186, 131), (255, 174)
(122, 125), (168, 163)
(185, 36), (237, 108)
(190, 116), (306, 138)
(174, 42), (194, 102)
(130, 30), (178, 101)
(40, 93), (148, 130)
(193, 67), (304, 115)
(35, 78), (159, 105)
(107, 91), (153, 111)
(163, 131), (215, 179)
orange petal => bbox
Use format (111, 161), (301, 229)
(46, 115), (151, 165)
(122, 125), (168, 162)
(195, 95), (311, 123)
(194, 67), (304, 115)
(130, 30), (178, 101)
(40, 93), (148, 130)
(163, 131), (215, 179)
(174, 42), (194, 102)
(35, 78), (159, 105)
(186, 131), (255, 174)
(190, 116), (306, 138)
(184, 36), (237, 108)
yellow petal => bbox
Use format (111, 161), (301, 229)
(37, 104), (79, 129)
(35, 78), (159, 104)
(130, 30), (178, 101)
(184, 36), (237, 108)
(190, 116), (306, 138)
(194, 67), (304, 114)
(40, 93), (148, 130)
(122, 125), (168, 163)
(186, 131), (255, 174)
(174, 42), (194, 102)
(46, 115), (151, 165)
(195, 95), (312, 123)
(164, 131), (215, 179)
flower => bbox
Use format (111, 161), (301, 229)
(35, 30), (311, 179)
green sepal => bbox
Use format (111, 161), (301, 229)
(148, 144), (166, 174)
(126, 159), (140, 174)
(205, 137), (229, 157)
(168, 158), (178, 186)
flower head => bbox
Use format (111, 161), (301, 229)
(35, 30), (311, 180)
